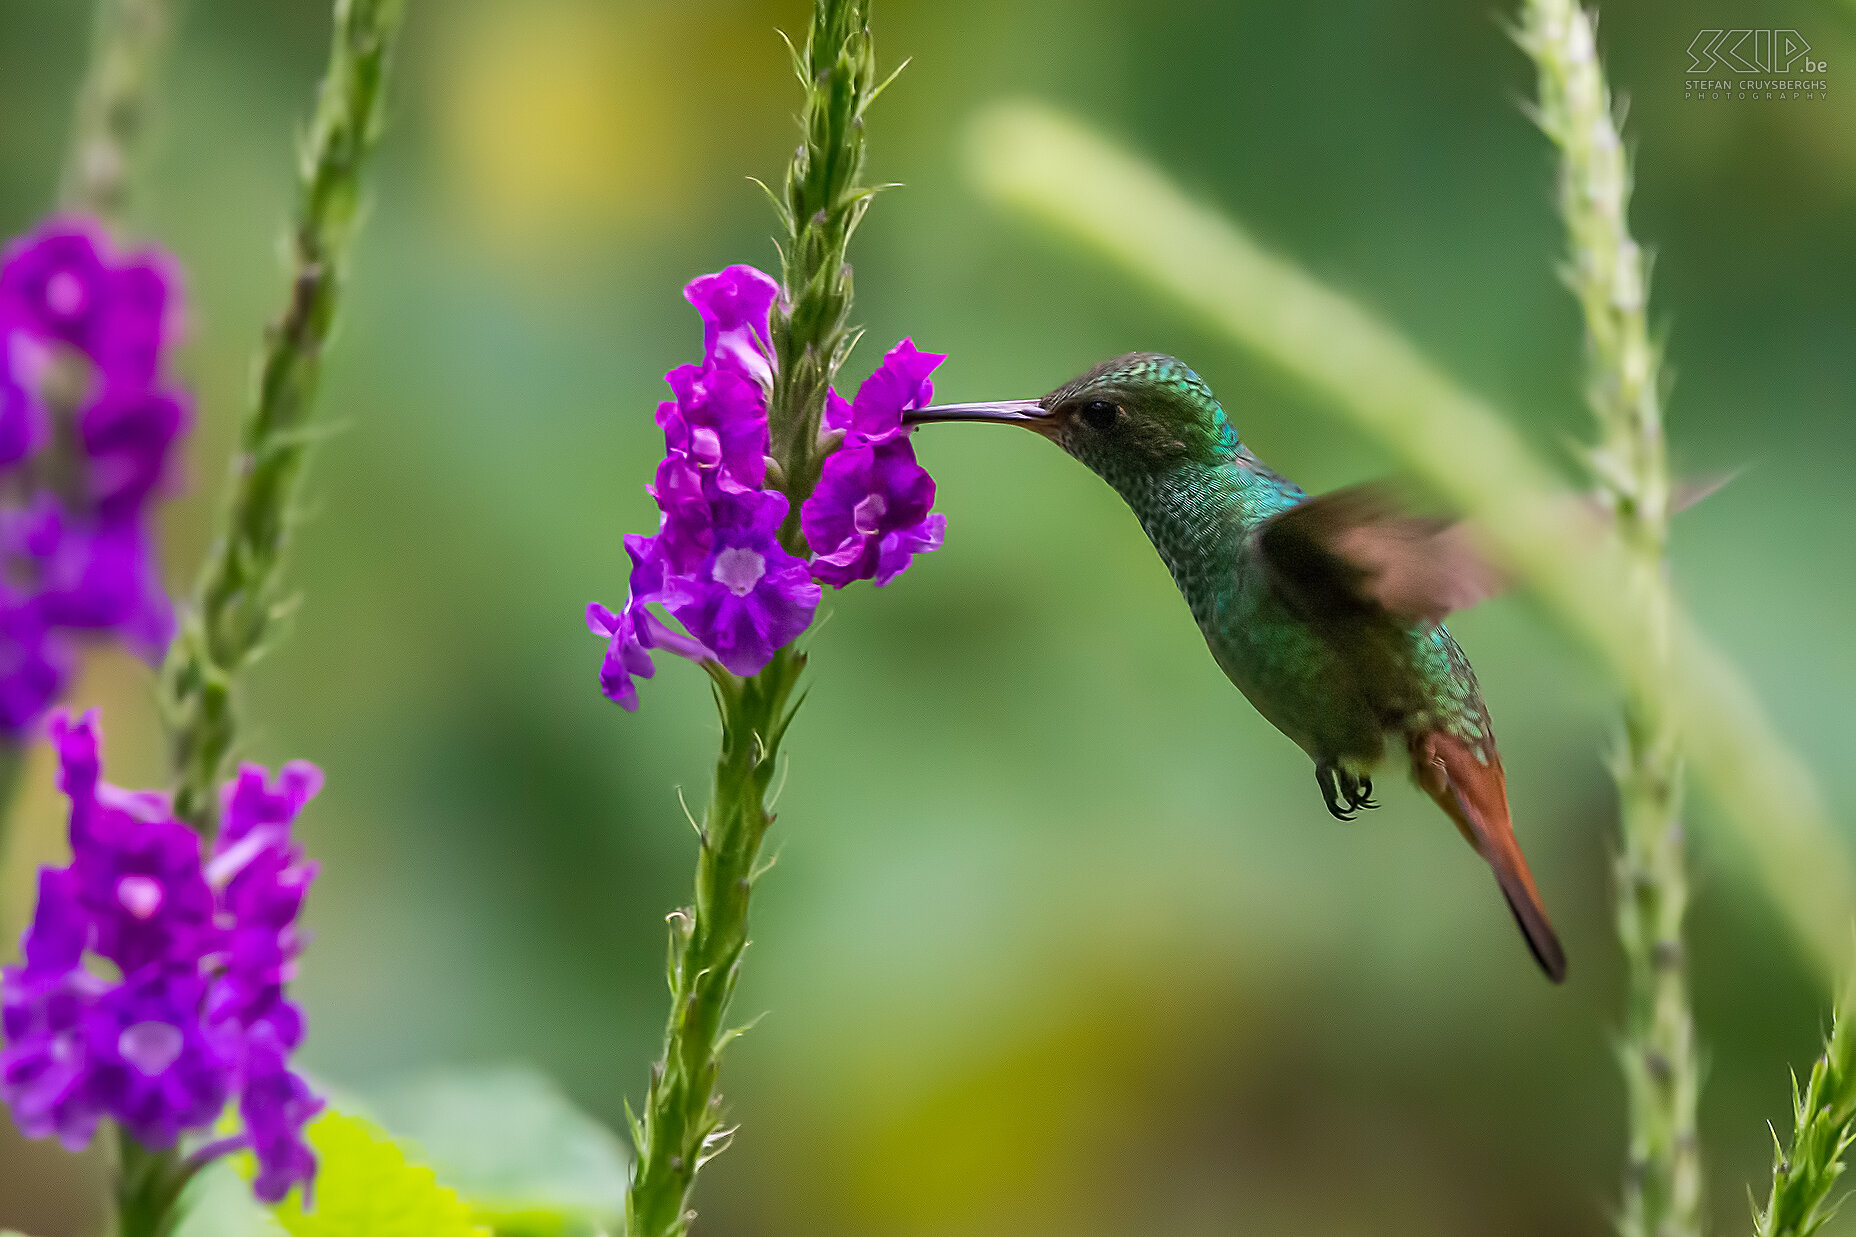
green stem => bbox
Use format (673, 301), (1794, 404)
(624, 649), (806, 1237)
(1756, 993), (1856, 1237)
(60, 0), (177, 230)
(158, 0), (407, 836)
(624, 3), (884, 1232)
(768, 0), (879, 550)
(1514, 5), (1697, 1235)
(112, 1133), (198, 1237)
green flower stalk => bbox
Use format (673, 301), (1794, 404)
(1756, 993), (1856, 1237)
(60, 0), (176, 230)
(159, 0), (407, 834)
(1515, 4), (1697, 1235)
(621, 3), (885, 1233)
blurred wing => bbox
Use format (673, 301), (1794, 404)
(1258, 482), (1506, 627)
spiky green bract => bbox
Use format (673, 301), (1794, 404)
(765, 0), (883, 550)
(1514, 4), (1697, 1234)
(1756, 997), (1856, 1237)
(623, 3), (889, 1231)
(61, 0), (176, 229)
(159, 0), (406, 835)
(623, 650), (805, 1237)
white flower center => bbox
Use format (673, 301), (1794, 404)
(44, 270), (86, 318)
(118, 1021), (184, 1076)
(711, 547), (766, 597)
(852, 493), (888, 535)
(116, 875), (164, 920)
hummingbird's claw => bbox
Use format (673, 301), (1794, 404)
(1318, 763), (1379, 819)
(1316, 763), (1356, 821)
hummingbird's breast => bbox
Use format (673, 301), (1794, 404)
(1124, 464), (1391, 763)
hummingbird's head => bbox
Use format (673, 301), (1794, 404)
(904, 352), (1241, 490)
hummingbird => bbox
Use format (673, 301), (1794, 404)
(906, 352), (1566, 982)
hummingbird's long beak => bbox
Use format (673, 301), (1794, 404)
(903, 399), (1057, 436)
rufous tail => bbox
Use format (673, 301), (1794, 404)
(1410, 731), (1567, 983)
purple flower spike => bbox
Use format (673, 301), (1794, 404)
(1, 710), (325, 1203)
(684, 265), (778, 387)
(664, 488), (819, 677)
(803, 435), (947, 588)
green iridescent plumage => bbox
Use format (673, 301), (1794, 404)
(910, 353), (1565, 981)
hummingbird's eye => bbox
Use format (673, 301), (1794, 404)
(1079, 399), (1119, 430)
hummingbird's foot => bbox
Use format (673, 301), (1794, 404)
(1316, 762), (1356, 821)
(1318, 764), (1379, 819)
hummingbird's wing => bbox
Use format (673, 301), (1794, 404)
(1258, 474), (1735, 627)
(1256, 482), (1504, 627)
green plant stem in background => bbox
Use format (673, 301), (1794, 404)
(60, 0), (176, 229)
(1516, 5), (1698, 1234)
(623, 4), (881, 1233)
(159, 0), (406, 835)
(965, 101), (1855, 990)
(1756, 992), (1856, 1237)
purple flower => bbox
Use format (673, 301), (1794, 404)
(1, 869), (106, 1149)
(683, 265), (778, 387)
(0, 601), (69, 732)
(658, 363), (768, 495)
(239, 1033), (325, 1205)
(803, 435), (947, 587)
(825, 338), (944, 445)
(0, 219), (191, 735)
(83, 970), (230, 1149)
(801, 339), (948, 587)
(0, 711), (324, 1204)
(0, 221), (176, 385)
(80, 385), (188, 520)
(663, 488), (819, 678)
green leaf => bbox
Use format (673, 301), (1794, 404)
(259, 1110), (491, 1237)
(367, 1066), (628, 1235)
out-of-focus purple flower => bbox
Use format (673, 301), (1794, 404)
(0, 222), (176, 385)
(83, 970), (230, 1149)
(0, 218), (190, 735)
(0, 601), (69, 732)
(663, 487), (819, 678)
(239, 1032), (325, 1205)
(802, 339), (948, 588)
(803, 435), (947, 588)
(0, 711), (324, 1204)
(80, 385), (188, 520)
(0, 868), (106, 1149)
(684, 265), (778, 387)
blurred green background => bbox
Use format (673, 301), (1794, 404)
(2, 0), (1853, 1233)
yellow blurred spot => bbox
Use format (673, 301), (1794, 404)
(438, 3), (697, 250)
